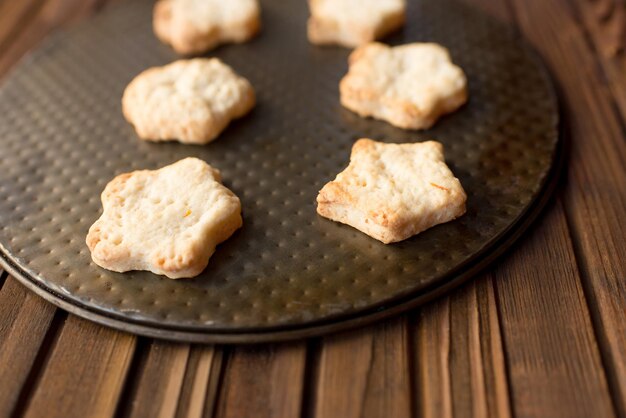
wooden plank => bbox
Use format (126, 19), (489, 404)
(569, 0), (626, 118)
(0, 0), (44, 53)
(121, 341), (193, 418)
(493, 201), (615, 418)
(414, 277), (512, 418)
(508, 0), (626, 414)
(119, 342), (223, 418)
(415, 299), (452, 418)
(216, 342), (307, 418)
(175, 346), (223, 418)
(0, 277), (57, 416)
(0, 0), (102, 78)
(313, 319), (411, 418)
(20, 315), (135, 418)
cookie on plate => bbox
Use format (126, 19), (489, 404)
(86, 158), (242, 279)
(122, 58), (255, 144)
(340, 42), (468, 130)
(154, 0), (261, 55)
(317, 139), (466, 244)
(308, 0), (405, 48)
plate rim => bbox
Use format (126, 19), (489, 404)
(0, 0), (565, 342)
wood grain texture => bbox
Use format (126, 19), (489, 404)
(569, 0), (626, 117)
(494, 201), (615, 418)
(0, 277), (56, 417)
(0, 0), (44, 52)
(120, 343), (223, 418)
(22, 315), (136, 418)
(122, 342), (191, 418)
(414, 278), (512, 418)
(313, 319), (411, 418)
(175, 346), (223, 418)
(508, 0), (626, 414)
(0, 0), (103, 77)
(414, 299), (453, 418)
(216, 343), (307, 418)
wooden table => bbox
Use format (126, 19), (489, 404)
(0, 0), (624, 417)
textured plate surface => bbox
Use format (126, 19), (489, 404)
(0, 0), (559, 339)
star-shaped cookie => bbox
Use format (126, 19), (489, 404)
(340, 42), (468, 130)
(122, 59), (255, 144)
(86, 158), (242, 279)
(317, 139), (466, 244)
(308, 0), (406, 48)
(154, 0), (261, 55)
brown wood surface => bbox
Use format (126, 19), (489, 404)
(570, 0), (626, 118)
(0, 278), (56, 416)
(0, 0), (624, 417)
(120, 341), (191, 418)
(174, 345), (223, 418)
(494, 201), (614, 418)
(216, 343), (307, 418)
(313, 319), (412, 418)
(22, 316), (135, 418)
(415, 277), (512, 418)
(506, 0), (626, 415)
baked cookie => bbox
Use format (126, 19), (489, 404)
(317, 139), (466, 244)
(122, 58), (255, 144)
(154, 0), (261, 55)
(86, 158), (242, 279)
(308, 0), (405, 48)
(340, 42), (468, 130)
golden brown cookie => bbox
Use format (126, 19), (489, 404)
(308, 0), (405, 48)
(122, 59), (255, 144)
(87, 158), (243, 279)
(340, 42), (468, 130)
(154, 0), (261, 55)
(317, 139), (467, 244)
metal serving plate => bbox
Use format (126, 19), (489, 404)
(0, 0), (561, 342)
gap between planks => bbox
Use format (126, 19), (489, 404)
(18, 315), (136, 418)
(0, 267), (7, 290)
(0, 277), (59, 416)
(117, 341), (224, 418)
(306, 272), (513, 418)
(214, 343), (307, 418)
(412, 276), (513, 418)
(311, 318), (412, 418)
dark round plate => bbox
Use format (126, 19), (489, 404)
(0, 0), (561, 343)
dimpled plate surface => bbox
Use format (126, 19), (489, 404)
(0, 0), (560, 341)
